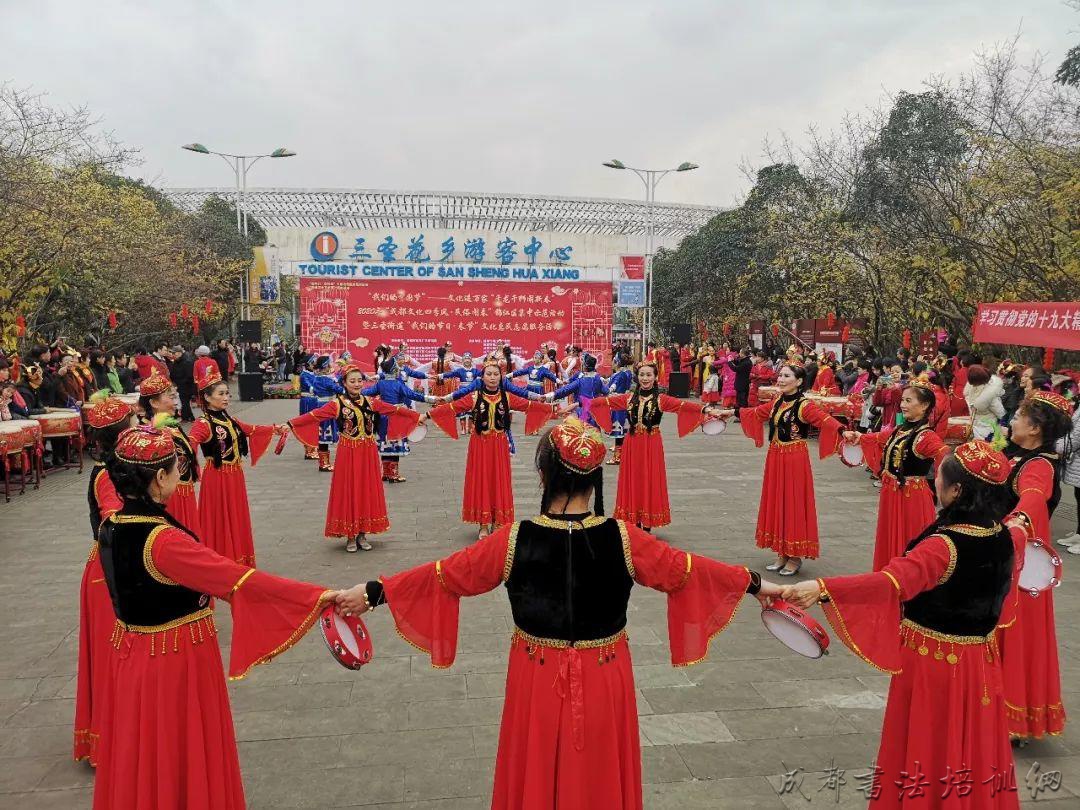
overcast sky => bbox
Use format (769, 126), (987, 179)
(1, 1), (1076, 207)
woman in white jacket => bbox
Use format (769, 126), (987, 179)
(1055, 380), (1080, 552)
(963, 364), (1005, 441)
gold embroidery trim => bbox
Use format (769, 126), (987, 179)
(937, 536), (958, 585)
(673, 588), (747, 668)
(512, 626), (627, 650)
(817, 579), (901, 675)
(529, 514), (607, 530)
(502, 522), (520, 583)
(616, 520), (636, 578)
(393, 623), (452, 669)
(229, 569), (255, 596)
(435, 560), (452, 593)
(675, 553), (693, 591)
(109, 514), (168, 525)
(900, 618), (992, 646)
(882, 570), (901, 594)
(118, 607), (213, 634)
(944, 522), (999, 537)
(143, 526), (178, 585)
(228, 590), (336, 680)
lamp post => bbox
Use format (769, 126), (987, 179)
(603, 159), (698, 353)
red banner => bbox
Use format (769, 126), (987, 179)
(972, 302), (1080, 350)
(300, 277), (613, 368)
(620, 256), (645, 280)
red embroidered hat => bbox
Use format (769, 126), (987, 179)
(87, 391), (133, 430)
(340, 362), (366, 380)
(195, 362), (223, 391)
(1029, 390), (1073, 416)
(114, 425), (176, 465)
(953, 440), (1010, 485)
(549, 417), (606, 475)
(138, 369), (173, 398)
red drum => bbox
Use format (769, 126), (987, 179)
(114, 393), (140, 408)
(31, 411), (83, 437)
(0, 421), (29, 453)
(944, 417), (972, 447)
(1018, 540), (1063, 595)
(407, 423), (428, 443)
(761, 599), (830, 659)
(840, 442), (864, 468)
(319, 605), (373, 670)
(701, 417), (728, 436)
(808, 394), (854, 419)
(758, 386), (780, 402)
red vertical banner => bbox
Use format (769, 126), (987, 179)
(620, 256), (645, 280)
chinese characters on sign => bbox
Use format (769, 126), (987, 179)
(312, 231), (574, 268)
(971, 302), (1080, 351)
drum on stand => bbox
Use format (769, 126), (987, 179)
(32, 410), (84, 473)
(944, 417), (972, 447)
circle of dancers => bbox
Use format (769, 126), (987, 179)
(67, 339), (1075, 809)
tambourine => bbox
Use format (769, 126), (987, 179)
(761, 599), (830, 659)
(407, 422), (428, 443)
(273, 432), (289, 455)
(840, 442), (864, 468)
(319, 604), (373, 670)
(1017, 540), (1063, 595)
(701, 417), (728, 436)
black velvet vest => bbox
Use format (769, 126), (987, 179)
(882, 421), (933, 483)
(199, 410), (248, 467)
(505, 516), (633, 642)
(472, 389), (511, 434)
(1006, 448), (1061, 516)
(902, 523), (1014, 637)
(626, 390), (662, 430)
(170, 426), (199, 484)
(768, 394), (810, 443)
(87, 464), (107, 539)
(336, 394), (377, 438)
(98, 501), (208, 627)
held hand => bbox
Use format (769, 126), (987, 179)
(418, 413), (429, 424)
(273, 423), (291, 435)
(842, 430), (859, 444)
(754, 578), (784, 608)
(557, 404), (577, 416)
(781, 580), (821, 610)
(335, 585), (370, 617)
(543, 392), (556, 401)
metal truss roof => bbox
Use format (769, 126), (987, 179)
(163, 188), (722, 237)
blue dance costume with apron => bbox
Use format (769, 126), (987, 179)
(605, 368), (634, 438)
(362, 378), (427, 457)
(510, 364), (559, 395)
(551, 372), (610, 427)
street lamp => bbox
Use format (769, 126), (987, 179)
(603, 159), (698, 352)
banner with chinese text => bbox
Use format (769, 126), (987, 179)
(300, 277), (613, 368)
(972, 303), (1080, 350)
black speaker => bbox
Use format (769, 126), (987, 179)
(671, 324), (692, 345)
(237, 320), (262, 343)
(667, 371), (690, 398)
(238, 372), (264, 402)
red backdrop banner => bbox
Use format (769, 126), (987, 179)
(300, 277), (613, 368)
(972, 302), (1080, 350)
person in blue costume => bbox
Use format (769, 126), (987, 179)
(297, 356), (320, 460)
(605, 352), (635, 465)
(545, 353), (609, 427)
(310, 358), (346, 471)
(510, 350), (560, 395)
(440, 352), (482, 434)
(363, 358), (436, 483)
(441, 358), (542, 458)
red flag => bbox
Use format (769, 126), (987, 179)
(108, 311), (118, 330)
(169, 312), (178, 329)
(204, 299), (213, 316)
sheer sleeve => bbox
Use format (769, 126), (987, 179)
(368, 398), (422, 440)
(507, 394), (557, 434)
(150, 528), (332, 680)
(233, 418), (276, 466)
(380, 523), (511, 668)
(738, 401), (775, 447)
(858, 429), (890, 474)
(589, 394), (630, 433)
(799, 400), (841, 459)
(288, 400), (340, 449)
(658, 394), (709, 437)
(427, 395), (475, 439)
(912, 429), (948, 472)
(818, 535), (954, 675)
(624, 522), (750, 667)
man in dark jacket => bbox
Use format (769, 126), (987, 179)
(169, 345), (196, 421)
(728, 347), (753, 408)
(212, 339), (232, 381)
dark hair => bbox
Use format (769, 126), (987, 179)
(912, 361), (928, 377)
(502, 346), (513, 365)
(106, 452), (178, 503)
(380, 359), (395, 375)
(1017, 398), (1072, 447)
(547, 348), (557, 362)
(583, 354), (597, 372)
(198, 380), (228, 407)
(436, 346), (447, 374)
(534, 427), (604, 516)
(635, 362), (659, 386)
(903, 383), (936, 422)
(89, 349), (106, 366)
(1027, 368), (1052, 392)
(966, 364), (991, 386)
(781, 363), (807, 391)
(933, 454), (1014, 527)
(139, 389), (173, 422)
(89, 419), (131, 463)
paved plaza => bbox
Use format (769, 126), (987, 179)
(2, 395), (1078, 809)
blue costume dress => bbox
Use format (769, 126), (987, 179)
(511, 364), (559, 396)
(551, 372), (610, 427)
(361, 378), (427, 458)
(311, 374), (344, 444)
(441, 366), (482, 428)
(606, 368), (635, 439)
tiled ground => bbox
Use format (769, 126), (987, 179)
(1, 396), (1077, 808)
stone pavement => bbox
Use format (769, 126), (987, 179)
(1, 396), (1078, 809)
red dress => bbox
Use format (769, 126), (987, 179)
(818, 524), (1022, 810)
(591, 391), (707, 528)
(379, 518), (751, 809)
(92, 514), (331, 810)
(858, 423), (947, 571)
(812, 365), (840, 396)
(999, 453), (1065, 738)
(428, 388), (555, 525)
(739, 394), (841, 559)
(749, 361), (776, 404)
(187, 411), (276, 566)
(289, 394), (419, 537)
(74, 465), (123, 765)
(165, 425), (201, 537)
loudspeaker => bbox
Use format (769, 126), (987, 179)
(238, 372), (264, 402)
(667, 371), (690, 398)
(237, 320), (262, 343)
(671, 323), (692, 345)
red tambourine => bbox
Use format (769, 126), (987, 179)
(273, 432), (289, 455)
(319, 604), (373, 670)
(1017, 540), (1063, 596)
(701, 417), (728, 436)
(761, 598), (830, 659)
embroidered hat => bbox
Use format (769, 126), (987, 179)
(340, 362), (366, 380)
(114, 425), (176, 465)
(549, 417), (607, 475)
(87, 390), (134, 430)
(138, 369), (172, 398)
(195, 362), (223, 391)
(1029, 390), (1073, 416)
(952, 440), (1010, 485)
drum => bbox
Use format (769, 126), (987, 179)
(758, 386), (780, 402)
(0, 421), (28, 454)
(407, 423), (428, 443)
(944, 417), (972, 447)
(701, 417), (727, 436)
(319, 605), (373, 670)
(840, 442), (864, 468)
(761, 599), (830, 659)
(809, 395), (853, 418)
(1017, 540), (1063, 595)
(32, 411), (83, 437)
(114, 393), (140, 407)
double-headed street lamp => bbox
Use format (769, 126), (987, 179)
(603, 159), (698, 351)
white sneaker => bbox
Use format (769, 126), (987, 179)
(1068, 544), (1080, 556)
(1057, 533), (1080, 547)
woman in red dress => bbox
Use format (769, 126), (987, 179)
(590, 362), (720, 530)
(748, 349), (776, 404)
(727, 362), (843, 575)
(286, 363), (422, 552)
(427, 360), (556, 538)
(841, 381), (948, 570)
(92, 425), (336, 810)
(998, 391), (1073, 740)
(783, 441), (1023, 810)
(186, 364), (280, 566)
(139, 371), (201, 536)
(810, 352), (841, 396)
(334, 418), (782, 810)
(74, 392), (134, 765)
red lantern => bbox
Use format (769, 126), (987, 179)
(722, 322), (731, 337)
(191, 315), (200, 335)
(169, 312), (178, 329)
(204, 299), (213, 316)
(841, 324), (851, 343)
(180, 303), (190, 319)
(15, 314), (26, 337)
(771, 322), (780, 338)
(902, 329), (912, 350)
(108, 310), (118, 330)
(1044, 347), (1055, 369)
(826, 312), (836, 328)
